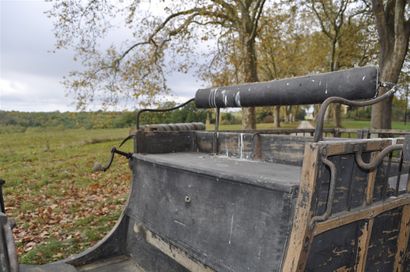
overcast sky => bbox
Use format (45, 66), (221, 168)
(0, 0), (202, 112)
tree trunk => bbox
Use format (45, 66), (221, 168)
(334, 104), (342, 128)
(371, 58), (406, 129)
(284, 106), (289, 123)
(370, 0), (410, 129)
(273, 106), (280, 128)
(240, 21), (259, 130)
(242, 107), (256, 129)
(205, 110), (211, 128)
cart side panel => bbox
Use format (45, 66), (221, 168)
(305, 221), (362, 271)
(128, 158), (297, 272)
(195, 131), (308, 166)
(365, 207), (402, 271)
(282, 138), (410, 272)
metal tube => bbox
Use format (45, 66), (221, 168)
(0, 179), (5, 214)
(213, 108), (220, 154)
(195, 66), (378, 108)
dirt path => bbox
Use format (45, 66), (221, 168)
(297, 120), (314, 129)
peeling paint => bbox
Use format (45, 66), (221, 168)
(235, 92), (241, 106)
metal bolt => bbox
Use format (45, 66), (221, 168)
(184, 195), (191, 203)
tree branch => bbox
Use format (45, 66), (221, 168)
(394, 0), (406, 40)
(371, 0), (390, 53)
(114, 5), (236, 70)
(249, 0), (266, 41)
(211, 0), (238, 21)
(310, 1), (333, 39)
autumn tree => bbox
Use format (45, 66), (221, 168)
(370, 0), (410, 129)
(254, 2), (375, 127)
(257, 5), (304, 128)
(48, 0), (267, 129)
(306, 0), (377, 127)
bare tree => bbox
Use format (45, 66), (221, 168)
(370, 0), (410, 129)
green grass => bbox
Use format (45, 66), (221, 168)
(0, 128), (132, 264)
(321, 120), (410, 130)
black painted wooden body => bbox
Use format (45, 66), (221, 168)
(19, 131), (410, 272)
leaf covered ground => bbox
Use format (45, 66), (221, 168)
(0, 128), (132, 264)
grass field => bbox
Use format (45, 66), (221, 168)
(325, 120), (410, 130)
(0, 128), (133, 264)
(0, 119), (408, 265)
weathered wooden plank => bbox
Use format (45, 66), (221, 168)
(332, 155), (355, 214)
(365, 207), (402, 271)
(195, 131), (307, 165)
(195, 131), (213, 153)
(393, 205), (410, 272)
(406, 234), (410, 272)
(137, 226), (215, 272)
(261, 135), (306, 166)
(348, 155), (368, 209)
(325, 139), (402, 156)
(281, 144), (320, 272)
(135, 131), (195, 154)
(354, 219), (374, 271)
(366, 152), (379, 205)
(314, 195), (410, 236)
(306, 222), (359, 272)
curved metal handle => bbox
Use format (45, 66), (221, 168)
(136, 98), (195, 129)
(355, 144), (403, 171)
(93, 134), (134, 172)
(313, 84), (397, 142)
(310, 156), (337, 228)
(93, 147), (133, 172)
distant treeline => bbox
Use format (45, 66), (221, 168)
(0, 103), (208, 133)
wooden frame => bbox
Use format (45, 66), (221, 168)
(282, 139), (410, 272)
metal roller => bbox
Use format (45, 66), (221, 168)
(195, 66), (378, 108)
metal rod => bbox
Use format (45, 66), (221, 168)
(213, 108), (220, 154)
(355, 144), (403, 171)
(314, 86), (397, 142)
(0, 179), (5, 214)
(136, 98), (195, 129)
(396, 150), (404, 196)
(310, 156), (337, 228)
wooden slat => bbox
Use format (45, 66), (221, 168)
(314, 195), (410, 236)
(353, 152), (378, 271)
(393, 205), (410, 272)
(281, 144), (320, 272)
(387, 138), (409, 271)
(325, 139), (402, 156)
(365, 153), (378, 205)
(354, 219), (374, 272)
(138, 225), (215, 272)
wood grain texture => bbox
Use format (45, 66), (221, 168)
(281, 144), (320, 272)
